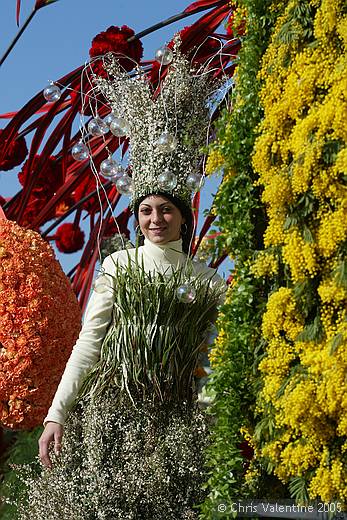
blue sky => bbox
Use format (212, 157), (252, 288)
(0, 0), (231, 278)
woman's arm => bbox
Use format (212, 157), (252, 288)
(39, 254), (118, 468)
(43, 254), (117, 426)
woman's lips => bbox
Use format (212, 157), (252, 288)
(150, 228), (166, 234)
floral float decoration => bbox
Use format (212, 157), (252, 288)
(0, 216), (81, 430)
(0, 0), (238, 311)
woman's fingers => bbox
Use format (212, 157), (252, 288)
(38, 434), (53, 469)
(38, 423), (64, 469)
(54, 430), (63, 455)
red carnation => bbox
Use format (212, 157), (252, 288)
(55, 223), (85, 253)
(89, 25), (143, 76)
(0, 130), (28, 172)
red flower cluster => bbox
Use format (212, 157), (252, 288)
(17, 154), (64, 227)
(89, 25), (143, 76)
(18, 155), (62, 191)
(55, 223), (85, 253)
(0, 219), (81, 429)
(0, 130), (28, 172)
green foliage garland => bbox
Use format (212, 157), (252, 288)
(199, 1), (286, 517)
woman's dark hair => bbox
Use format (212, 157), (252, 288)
(133, 192), (194, 255)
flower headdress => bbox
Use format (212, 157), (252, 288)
(92, 39), (218, 210)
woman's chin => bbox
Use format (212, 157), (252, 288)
(147, 231), (177, 244)
(149, 234), (168, 243)
(146, 231), (180, 244)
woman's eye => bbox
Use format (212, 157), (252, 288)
(140, 206), (171, 213)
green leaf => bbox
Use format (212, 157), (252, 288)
(330, 333), (344, 355)
(321, 139), (344, 166)
(302, 225), (314, 243)
(296, 315), (323, 342)
(334, 260), (347, 290)
(289, 476), (309, 502)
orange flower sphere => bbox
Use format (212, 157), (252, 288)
(0, 219), (81, 430)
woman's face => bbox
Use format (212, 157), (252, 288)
(138, 195), (186, 245)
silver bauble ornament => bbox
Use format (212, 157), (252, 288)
(155, 46), (174, 66)
(186, 172), (204, 191)
(110, 117), (130, 137)
(71, 141), (89, 161)
(115, 174), (133, 195)
(43, 82), (61, 102)
(110, 166), (125, 182)
(176, 283), (196, 303)
(88, 117), (109, 136)
(103, 112), (118, 127)
(156, 131), (177, 152)
(100, 158), (122, 178)
(157, 169), (177, 190)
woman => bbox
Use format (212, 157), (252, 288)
(39, 192), (197, 464)
(16, 192), (226, 519)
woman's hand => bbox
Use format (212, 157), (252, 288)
(38, 421), (64, 469)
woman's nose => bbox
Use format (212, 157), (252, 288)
(151, 211), (164, 223)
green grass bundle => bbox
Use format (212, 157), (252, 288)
(76, 258), (225, 406)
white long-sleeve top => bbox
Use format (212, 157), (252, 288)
(43, 237), (227, 426)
